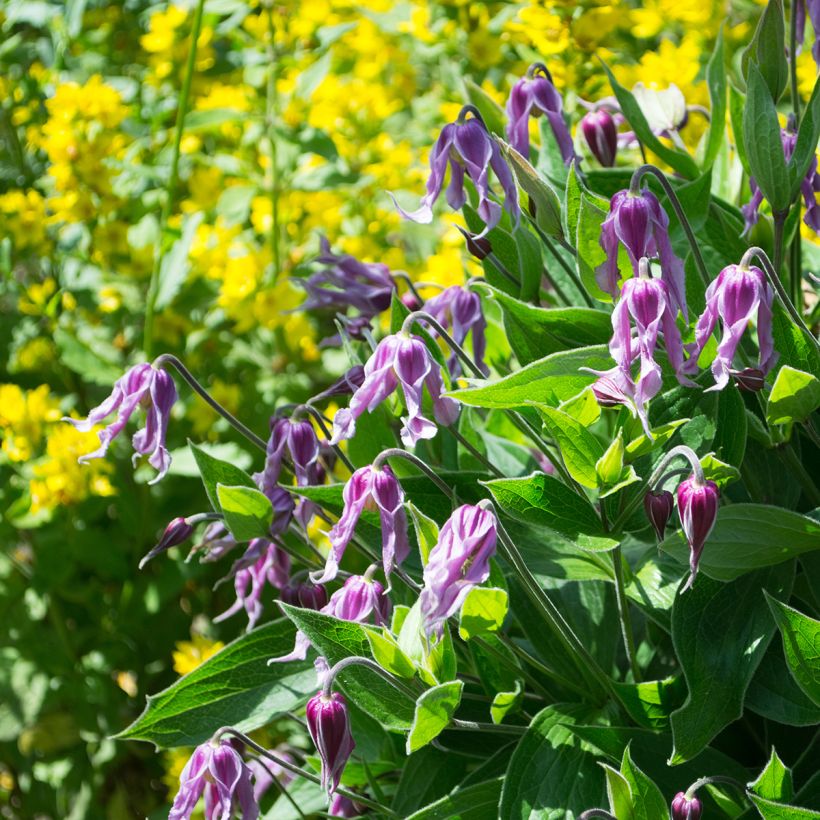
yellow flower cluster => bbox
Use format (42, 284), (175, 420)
(0, 190), (49, 255)
(172, 635), (225, 676)
(0, 384), (60, 463)
(140, 4), (214, 85)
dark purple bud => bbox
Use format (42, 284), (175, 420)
(671, 791), (703, 820)
(677, 476), (720, 591)
(581, 109), (618, 167)
(643, 490), (674, 541)
(424, 285), (488, 377)
(456, 226), (492, 260)
(281, 580), (329, 611)
(731, 367), (766, 392)
(139, 517), (194, 568)
(306, 691), (356, 795)
(329, 794), (366, 817)
(401, 291), (422, 311)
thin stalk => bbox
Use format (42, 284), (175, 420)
(790, 0), (802, 125)
(630, 165), (711, 289)
(610, 546), (641, 681)
(773, 210), (788, 289)
(449, 427), (504, 477)
(373, 447), (456, 499)
(790, 217), (803, 307)
(450, 718), (526, 735)
(251, 756), (308, 820)
(486, 251), (522, 288)
(322, 656), (419, 700)
(500, 637), (590, 699)
(143, 0), (206, 358)
(472, 634), (553, 700)
(264, 0), (281, 281)
(153, 354), (267, 451)
(528, 217), (593, 307)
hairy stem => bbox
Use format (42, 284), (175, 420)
(611, 546), (641, 681)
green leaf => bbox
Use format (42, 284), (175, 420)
(772, 303), (820, 376)
(407, 778), (503, 820)
(603, 763), (635, 819)
(624, 420), (688, 460)
(751, 747), (794, 802)
(393, 748), (469, 817)
(766, 594), (820, 706)
(480, 284), (611, 366)
(514, 224), (543, 303)
(459, 587), (509, 640)
(596, 432), (625, 487)
(280, 605), (415, 729)
(216, 484), (273, 541)
(450, 345), (612, 409)
(406, 680), (463, 754)
(502, 143), (563, 237)
(713, 385), (747, 468)
(743, 61), (791, 212)
(729, 84), (752, 175)
(484, 473), (618, 551)
(660, 504), (820, 581)
(698, 453), (741, 488)
(743, 0), (789, 103)
(620, 745), (668, 820)
(789, 75), (820, 197)
(669, 563), (794, 763)
(499, 705), (606, 819)
(491, 679), (524, 725)
(577, 192), (614, 302)
(190, 440), (257, 511)
(53, 327), (123, 386)
(365, 627), (416, 679)
(464, 79), (506, 138)
(535, 405), (604, 489)
(611, 676), (686, 731)
(155, 211), (204, 310)
(115, 620), (314, 748)
(600, 61), (699, 179)
(407, 501), (439, 565)
(747, 794), (820, 819)
(701, 29), (727, 170)
(767, 366), (820, 424)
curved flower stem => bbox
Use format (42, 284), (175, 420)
(373, 447), (457, 500)
(321, 655), (419, 699)
(291, 403), (356, 472)
(153, 354), (268, 452)
(448, 427), (504, 478)
(213, 728), (398, 817)
(579, 811), (617, 819)
(527, 216), (593, 307)
(250, 756), (308, 820)
(143, 0), (206, 359)
(630, 164), (711, 289)
(740, 246), (820, 357)
(390, 271), (425, 305)
(610, 545), (641, 682)
(450, 718), (526, 735)
(401, 311), (485, 378)
(685, 775), (749, 801)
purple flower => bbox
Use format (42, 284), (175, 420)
(247, 747), (295, 804)
(677, 476), (719, 591)
(419, 504), (498, 637)
(312, 464), (410, 584)
(580, 109), (618, 167)
(191, 522), (238, 563)
(424, 285), (488, 376)
(306, 691), (356, 795)
(506, 63), (574, 163)
(391, 107), (519, 234)
(310, 366), (366, 404)
(682, 263), (776, 391)
(742, 127), (820, 236)
(281, 579), (329, 610)
(671, 791), (703, 820)
(169, 739), (258, 820)
(139, 516), (194, 568)
(644, 490), (674, 541)
(794, 0), (820, 70)
(329, 794), (365, 817)
(590, 272), (691, 435)
(64, 362), (177, 483)
(331, 333), (460, 447)
(597, 188), (688, 321)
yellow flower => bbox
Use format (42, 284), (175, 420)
(797, 50), (819, 100)
(17, 278), (57, 316)
(0, 189), (49, 255)
(172, 635), (225, 676)
(11, 338), (57, 373)
(503, 3), (570, 57)
(0, 384), (61, 462)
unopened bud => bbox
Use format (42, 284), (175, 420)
(643, 490), (674, 541)
(281, 580), (329, 610)
(456, 226), (492, 260)
(306, 691), (356, 795)
(580, 109), (618, 167)
(677, 476), (719, 591)
(139, 517), (194, 569)
(671, 791), (703, 820)
(731, 367), (765, 392)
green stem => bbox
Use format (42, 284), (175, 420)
(773, 209), (787, 288)
(528, 217), (593, 307)
(611, 546), (641, 681)
(264, 0), (281, 282)
(448, 427), (503, 477)
(790, 0), (802, 125)
(143, 0), (206, 358)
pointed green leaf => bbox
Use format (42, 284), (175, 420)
(620, 745), (668, 820)
(765, 594), (820, 706)
(491, 679), (524, 725)
(743, 0), (789, 102)
(750, 748), (794, 802)
(216, 484), (273, 541)
(364, 627), (417, 679)
(767, 366), (820, 424)
(190, 440), (257, 511)
(536, 405), (604, 488)
(407, 501), (439, 566)
(702, 29), (727, 170)
(789, 75), (820, 197)
(459, 587), (509, 640)
(406, 680), (463, 754)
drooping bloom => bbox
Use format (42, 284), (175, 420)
(597, 188), (688, 320)
(677, 476), (719, 591)
(391, 107), (519, 234)
(671, 791), (703, 820)
(419, 503), (498, 637)
(644, 490), (674, 541)
(331, 333), (460, 447)
(64, 362), (177, 483)
(580, 109), (618, 167)
(312, 464), (410, 584)
(424, 285), (488, 376)
(742, 127), (820, 236)
(506, 63), (574, 163)
(169, 738), (258, 820)
(272, 573), (390, 663)
(139, 516), (194, 568)
(631, 83), (688, 136)
(590, 271), (692, 435)
(682, 263), (776, 391)
(795, 0), (820, 67)
(300, 237), (395, 331)
(306, 691), (356, 795)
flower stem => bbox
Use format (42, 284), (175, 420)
(401, 311), (485, 377)
(448, 426), (504, 477)
(528, 217), (593, 307)
(373, 447), (457, 500)
(264, 0), (281, 282)
(153, 354), (268, 452)
(321, 655), (418, 700)
(790, 0), (802, 126)
(292, 403), (355, 472)
(450, 718), (526, 734)
(143, 0), (206, 359)
(610, 545), (641, 681)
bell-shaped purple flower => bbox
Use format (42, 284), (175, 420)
(313, 464), (410, 584)
(671, 791), (703, 820)
(331, 333), (460, 447)
(419, 503), (498, 637)
(306, 691), (356, 795)
(506, 63), (574, 163)
(424, 285), (488, 377)
(580, 109), (618, 167)
(677, 475), (719, 591)
(64, 362), (178, 483)
(597, 188), (688, 321)
(281, 579), (329, 610)
(682, 263), (776, 391)
(644, 490), (674, 541)
(391, 107), (519, 234)
(169, 739), (258, 820)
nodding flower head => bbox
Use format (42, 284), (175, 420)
(169, 738), (258, 820)
(139, 516), (194, 568)
(677, 475), (719, 591)
(330, 333), (460, 448)
(423, 285), (487, 377)
(683, 263), (776, 392)
(644, 490), (674, 541)
(596, 188), (688, 321)
(580, 109), (618, 167)
(64, 362), (177, 483)
(390, 106), (519, 235)
(506, 63), (574, 163)
(671, 791), (703, 820)
(306, 691), (356, 795)
(419, 503), (498, 637)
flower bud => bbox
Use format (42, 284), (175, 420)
(580, 110), (618, 167)
(731, 367), (766, 392)
(139, 517), (194, 568)
(456, 226), (492, 260)
(306, 691), (356, 795)
(671, 791), (703, 820)
(329, 794), (365, 817)
(643, 490), (674, 541)
(677, 476), (719, 591)
(281, 580), (329, 610)
(401, 291), (422, 311)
